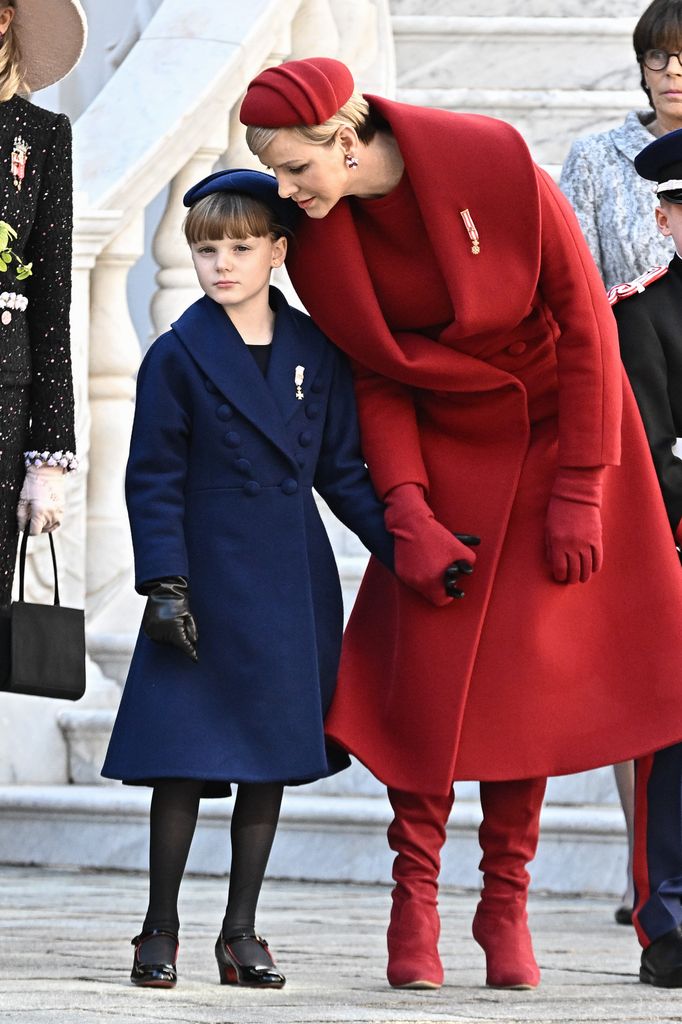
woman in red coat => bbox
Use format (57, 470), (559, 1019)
(240, 58), (682, 991)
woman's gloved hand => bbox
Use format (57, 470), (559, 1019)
(545, 466), (604, 584)
(384, 482), (479, 606)
(140, 576), (198, 662)
(16, 464), (66, 535)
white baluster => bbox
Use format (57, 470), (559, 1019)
(86, 214), (144, 629)
(291, 0), (340, 56)
(150, 134), (228, 339)
(0, 198), (123, 787)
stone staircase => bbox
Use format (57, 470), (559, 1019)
(0, 768), (627, 896)
(391, 0), (644, 173)
(17, 1), (637, 898)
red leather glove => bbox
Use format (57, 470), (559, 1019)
(545, 467), (604, 584)
(384, 482), (478, 606)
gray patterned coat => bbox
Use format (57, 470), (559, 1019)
(560, 110), (674, 289)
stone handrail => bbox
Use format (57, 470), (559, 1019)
(74, 0), (394, 220)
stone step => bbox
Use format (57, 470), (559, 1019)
(0, 784), (628, 896)
(390, 0), (644, 16)
(392, 16), (638, 92)
(397, 86), (643, 164)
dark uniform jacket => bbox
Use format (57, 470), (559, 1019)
(612, 255), (682, 535)
(102, 288), (394, 795)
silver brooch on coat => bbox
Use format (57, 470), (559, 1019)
(295, 365), (305, 400)
(459, 208), (480, 255)
(11, 136), (29, 191)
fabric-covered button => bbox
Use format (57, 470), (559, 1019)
(507, 341), (527, 356)
(243, 480), (261, 497)
(299, 430), (313, 447)
(234, 458), (252, 475)
(205, 379), (218, 394)
(281, 478), (298, 495)
(224, 431), (241, 448)
(305, 403), (320, 419)
(311, 378), (324, 393)
(296, 455), (306, 468)
(216, 403), (233, 421)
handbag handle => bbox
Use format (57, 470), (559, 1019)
(18, 530), (60, 606)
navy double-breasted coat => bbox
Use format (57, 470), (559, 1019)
(102, 288), (393, 795)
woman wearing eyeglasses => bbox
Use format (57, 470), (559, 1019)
(561, 0), (682, 290)
(561, 0), (682, 927)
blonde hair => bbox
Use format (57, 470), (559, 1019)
(0, 3), (26, 101)
(245, 91), (373, 156)
(183, 191), (289, 245)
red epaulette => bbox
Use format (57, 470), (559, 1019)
(607, 265), (669, 306)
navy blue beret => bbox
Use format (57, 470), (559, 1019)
(635, 128), (682, 202)
(182, 168), (298, 231)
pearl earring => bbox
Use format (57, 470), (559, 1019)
(345, 154), (359, 169)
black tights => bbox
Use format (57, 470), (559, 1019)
(138, 779), (283, 963)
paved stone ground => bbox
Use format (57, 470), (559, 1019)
(0, 865), (680, 1024)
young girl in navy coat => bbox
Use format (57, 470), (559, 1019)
(101, 169), (410, 990)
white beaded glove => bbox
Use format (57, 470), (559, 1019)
(17, 465), (66, 535)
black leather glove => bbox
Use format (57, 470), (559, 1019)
(140, 576), (198, 662)
(445, 533), (481, 598)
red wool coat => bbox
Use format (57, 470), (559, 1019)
(287, 97), (682, 795)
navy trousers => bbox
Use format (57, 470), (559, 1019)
(634, 741), (682, 947)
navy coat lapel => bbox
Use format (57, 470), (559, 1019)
(172, 294), (293, 459)
(171, 289), (323, 458)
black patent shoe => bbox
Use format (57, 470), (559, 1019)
(130, 929), (179, 988)
(640, 924), (682, 987)
(215, 932), (286, 988)
(614, 903), (633, 926)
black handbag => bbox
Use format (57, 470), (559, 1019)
(0, 530), (85, 700)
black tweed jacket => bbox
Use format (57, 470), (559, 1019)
(0, 93), (74, 456)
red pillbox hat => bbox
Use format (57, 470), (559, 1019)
(240, 57), (355, 128)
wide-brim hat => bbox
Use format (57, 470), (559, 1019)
(11, 0), (88, 93)
(182, 168), (299, 233)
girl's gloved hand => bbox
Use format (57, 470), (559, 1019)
(384, 482), (479, 606)
(140, 576), (198, 662)
(16, 464), (66, 535)
(545, 466), (604, 584)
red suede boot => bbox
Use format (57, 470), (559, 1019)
(471, 777), (547, 990)
(385, 786), (454, 989)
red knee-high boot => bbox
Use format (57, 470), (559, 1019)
(472, 777), (547, 990)
(385, 786), (454, 989)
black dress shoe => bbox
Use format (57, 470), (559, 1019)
(614, 904), (633, 926)
(640, 924), (682, 987)
(130, 929), (179, 988)
(214, 933), (286, 988)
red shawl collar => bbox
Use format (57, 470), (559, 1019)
(286, 96), (542, 393)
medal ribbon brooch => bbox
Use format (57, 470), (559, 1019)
(295, 365), (305, 400)
(11, 136), (29, 191)
(459, 208), (480, 255)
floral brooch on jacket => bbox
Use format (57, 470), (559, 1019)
(0, 220), (31, 281)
